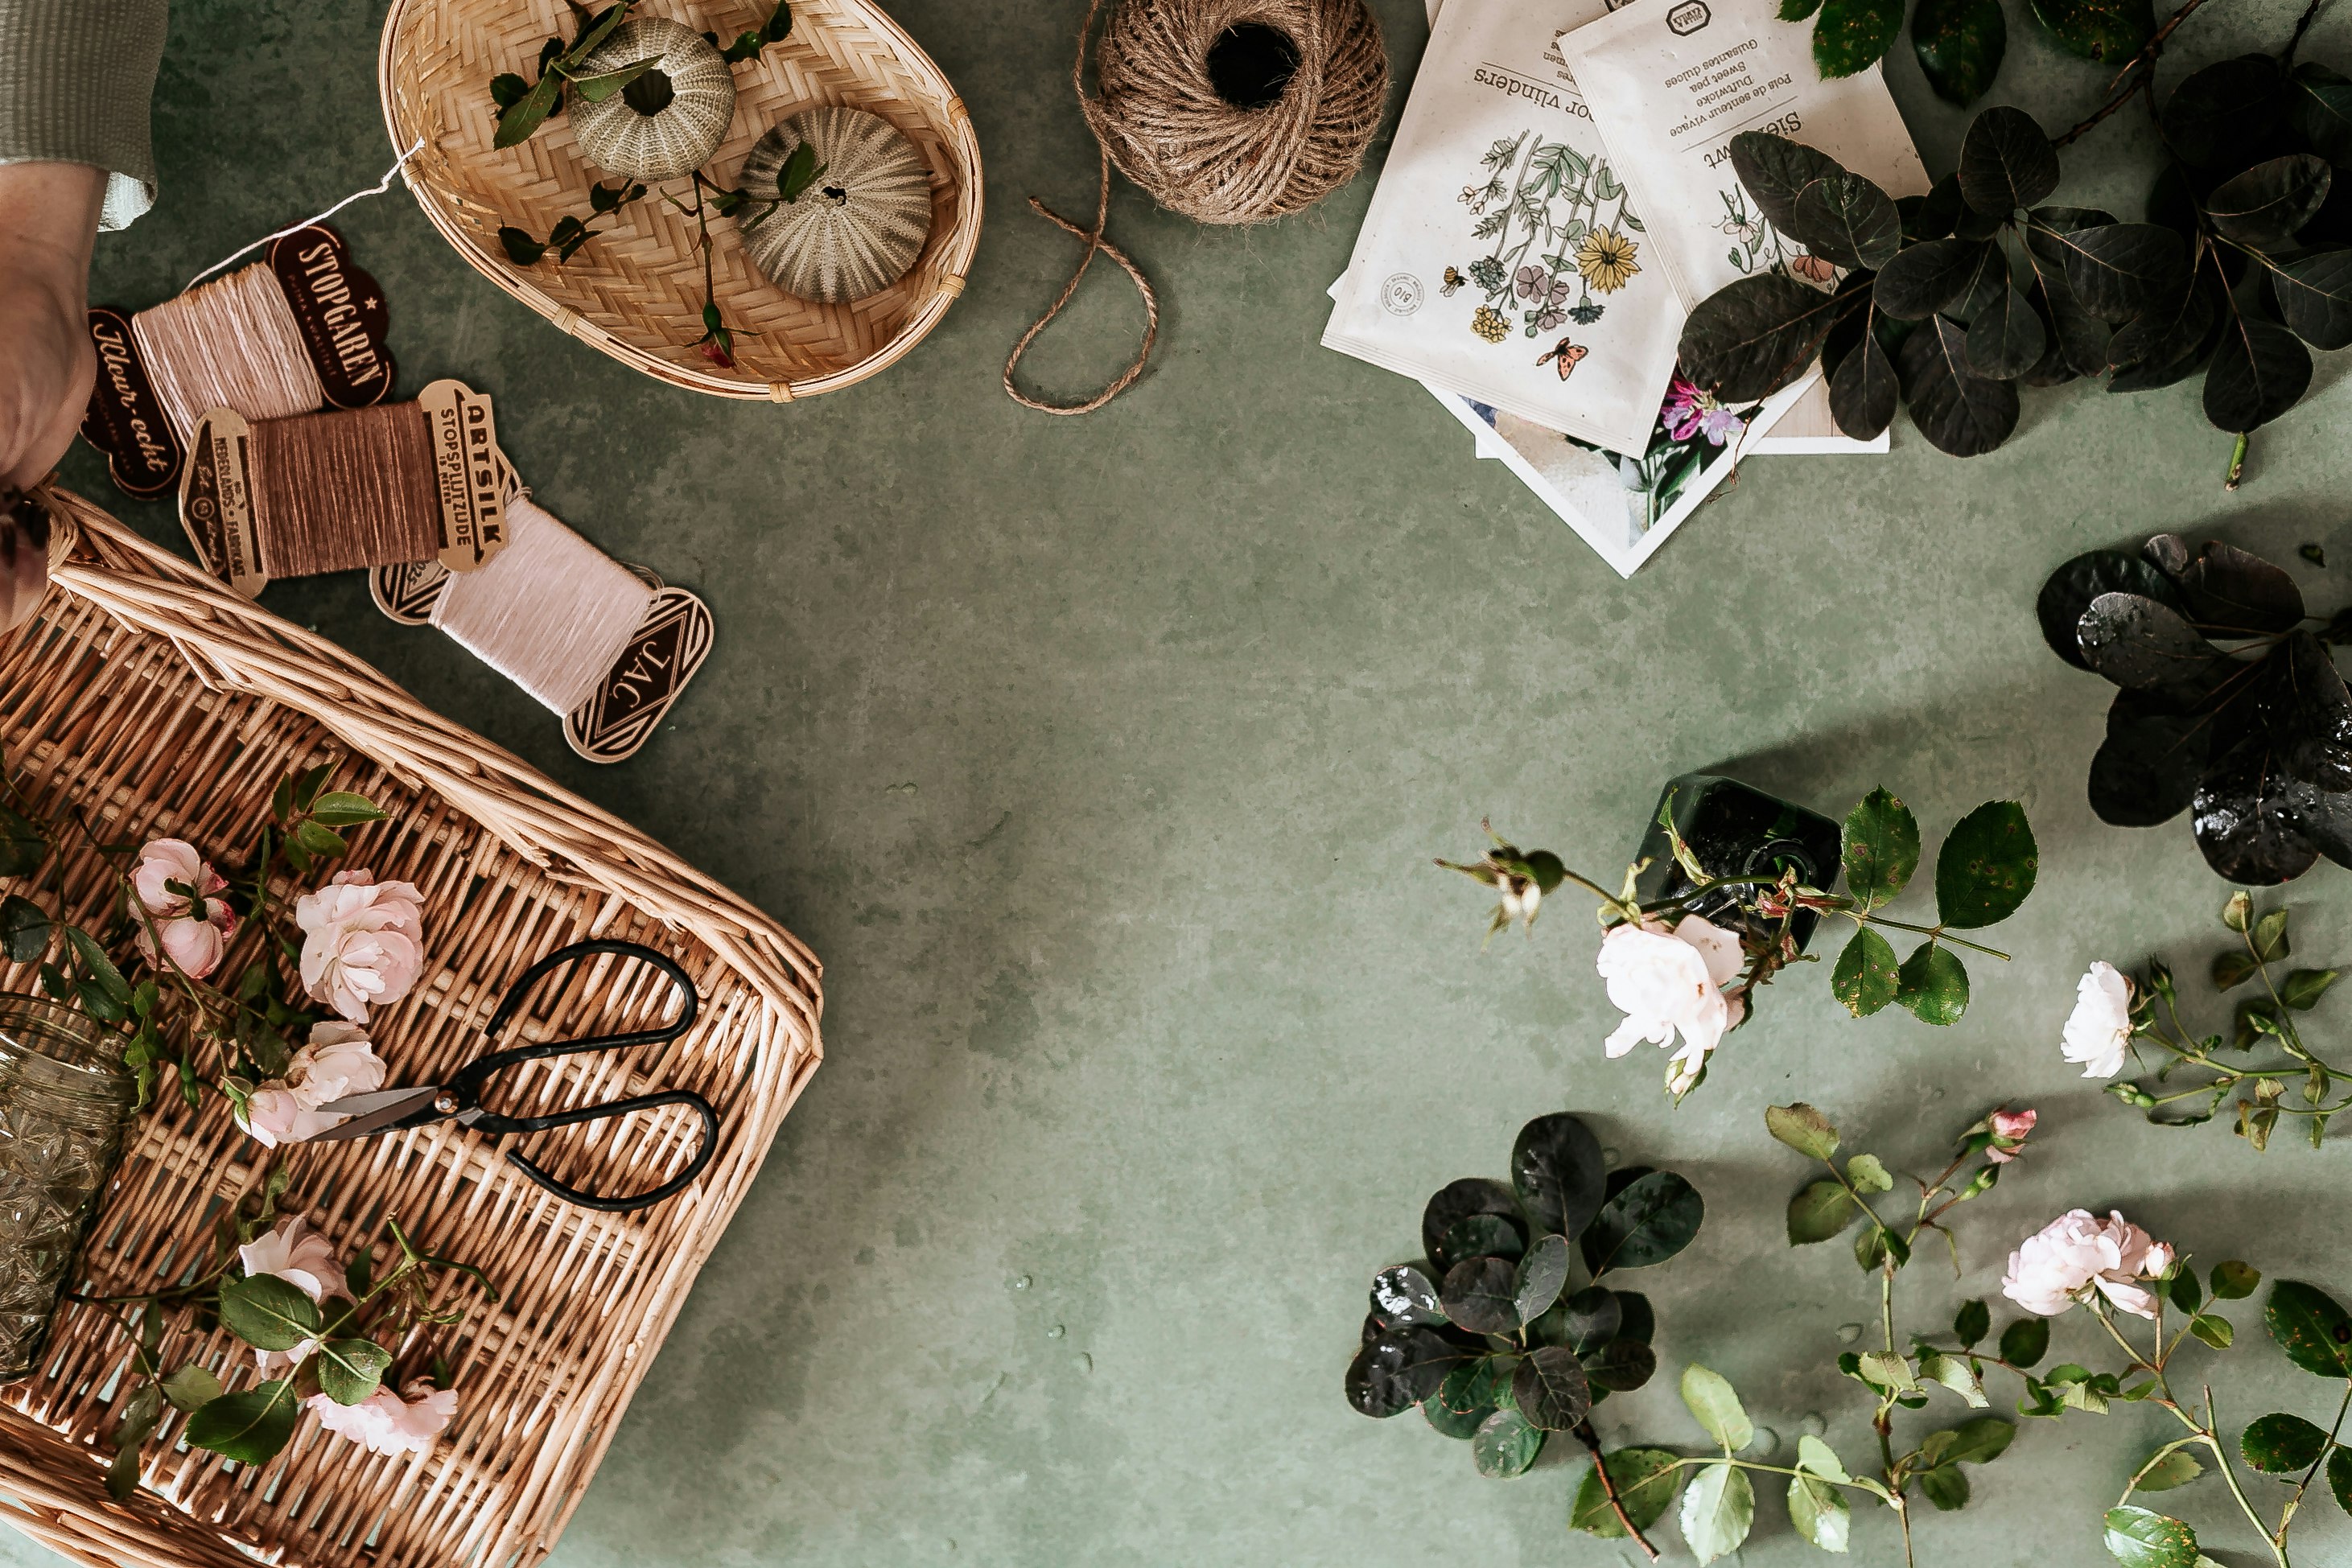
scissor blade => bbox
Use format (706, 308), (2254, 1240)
(307, 1087), (442, 1142)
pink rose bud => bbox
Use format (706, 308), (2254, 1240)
(1985, 1107), (2037, 1163)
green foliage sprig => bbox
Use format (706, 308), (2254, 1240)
(0, 760), (385, 1110)
(1443, 787), (2035, 1096)
(498, 179), (649, 267)
(2109, 894), (2351, 1147)
(1680, 6), (2352, 469)
(1786, 0), (2230, 107)
(84, 1168), (496, 1493)
(489, 2), (794, 147)
(1343, 1113), (1700, 1529)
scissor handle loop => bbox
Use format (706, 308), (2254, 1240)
(455, 940), (699, 1102)
(499, 1089), (719, 1213)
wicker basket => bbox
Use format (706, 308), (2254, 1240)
(0, 487), (822, 1568)
(379, 0), (982, 401)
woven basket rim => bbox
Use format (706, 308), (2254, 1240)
(378, 0), (985, 401)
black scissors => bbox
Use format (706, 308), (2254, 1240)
(313, 939), (718, 1213)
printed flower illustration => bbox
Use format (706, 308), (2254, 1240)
(1514, 264), (1550, 301)
(1720, 216), (1760, 245)
(1788, 253), (1839, 289)
(1662, 377), (1747, 447)
(1568, 301), (1604, 325)
(1467, 257), (1506, 295)
(1576, 228), (1641, 294)
(1470, 306), (1509, 344)
(1533, 305), (1567, 331)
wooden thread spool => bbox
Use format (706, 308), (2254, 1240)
(130, 262), (324, 445)
(246, 403), (442, 578)
(430, 496), (656, 715)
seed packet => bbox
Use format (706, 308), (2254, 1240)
(1553, 0), (1930, 311)
(1324, 0), (1686, 455)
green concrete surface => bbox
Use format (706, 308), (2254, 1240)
(28, 0), (2352, 1562)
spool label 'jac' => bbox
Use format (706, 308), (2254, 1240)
(79, 308), (181, 499)
(417, 380), (507, 574)
(179, 407), (267, 598)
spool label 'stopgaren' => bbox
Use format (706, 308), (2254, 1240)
(417, 380), (507, 574)
(179, 407), (266, 596)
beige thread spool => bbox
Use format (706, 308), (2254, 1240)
(130, 263), (324, 445)
(430, 495), (657, 715)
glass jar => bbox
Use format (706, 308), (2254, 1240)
(0, 995), (134, 1381)
(1632, 774), (1843, 953)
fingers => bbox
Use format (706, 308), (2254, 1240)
(0, 163), (105, 493)
(3, 325), (94, 495)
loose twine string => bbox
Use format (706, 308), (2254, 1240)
(246, 404), (441, 578)
(432, 493), (654, 716)
(1003, 0), (1385, 415)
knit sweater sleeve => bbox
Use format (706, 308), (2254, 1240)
(0, 0), (170, 230)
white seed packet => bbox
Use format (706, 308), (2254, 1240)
(1554, 0), (1931, 312)
(1324, 0), (1685, 455)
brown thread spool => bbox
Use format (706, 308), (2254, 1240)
(246, 404), (442, 578)
(130, 263), (324, 445)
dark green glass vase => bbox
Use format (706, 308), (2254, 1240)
(1632, 775), (1842, 953)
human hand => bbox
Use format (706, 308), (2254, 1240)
(0, 162), (104, 493)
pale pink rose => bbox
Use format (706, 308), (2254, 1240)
(2062, 961), (2134, 1079)
(129, 839), (236, 979)
(307, 1380), (457, 1455)
(295, 870), (426, 1022)
(240, 1023), (388, 1148)
(2002, 1208), (2173, 1319)
(239, 1217), (340, 1302)
(1596, 914), (1746, 1089)
(1985, 1107), (2037, 1163)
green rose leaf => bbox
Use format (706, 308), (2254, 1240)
(159, 1364), (224, 1414)
(1572, 1447), (1683, 1536)
(2211, 949), (2257, 990)
(1831, 927), (1901, 1016)
(1441, 1257), (1523, 1335)
(1765, 1102), (1839, 1160)
(1811, 0), (1905, 78)
(1582, 1337), (1658, 1393)
(2267, 1281), (2352, 1377)
(2189, 1313), (2233, 1350)
(2211, 1261), (2259, 1300)
(1840, 788), (1920, 911)
(2241, 1411), (2328, 1472)
(2030, 0), (2152, 60)
(1955, 1298), (1992, 1347)
(315, 1337), (394, 1407)
(2329, 1446), (2352, 1517)
(1911, 0), (2007, 105)
(2102, 1504), (2201, 1568)
(1934, 801), (2037, 928)
(1789, 1469), (1852, 1550)
(307, 791), (388, 829)
(1788, 1179), (1859, 1245)
(2135, 1448), (2203, 1491)
(1918, 1463), (1971, 1510)
(1512, 1344), (1592, 1430)
(0, 894), (49, 962)
(1896, 940), (1970, 1025)
(217, 1273), (323, 1352)
(1679, 1460), (1757, 1564)
(1681, 1364), (1754, 1451)
(291, 819), (348, 858)
(1472, 1407), (1544, 1478)
(0, 805), (46, 879)
(1798, 1433), (1852, 1482)
(1940, 1415), (2016, 1465)
(183, 1379), (300, 1466)
(1511, 1112), (1609, 1240)
(1844, 1154), (1893, 1193)
(2169, 1270), (2202, 1315)
(104, 1382), (163, 1500)
(492, 68), (566, 150)
(1919, 1351), (1989, 1407)
(1514, 1234), (1572, 1323)
(64, 926), (130, 1007)
(2280, 969), (2339, 1011)
(1581, 1171), (1704, 1274)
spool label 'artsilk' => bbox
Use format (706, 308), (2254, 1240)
(1323, 0), (1683, 455)
(80, 308), (180, 499)
(179, 407), (266, 597)
(417, 380), (507, 574)
(1553, 0), (1929, 311)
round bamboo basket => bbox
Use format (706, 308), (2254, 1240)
(379, 0), (982, 401)
(0, 487), (822, 1568)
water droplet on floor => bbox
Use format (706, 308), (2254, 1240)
(1801, 1411), (1827, 1437)
(1838, 1323), (1864, 1344)
(1746, 1426), (1778, 1458)
(1600, 1146), (1621, 1169)
(1048, 1323), (1065, 1339)
(1011, 1275), (1031, 1290)
(1075, 1352), (1093, 1373)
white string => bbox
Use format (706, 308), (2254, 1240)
(182, 138), (426, 294)
(431, 495), (657, 715)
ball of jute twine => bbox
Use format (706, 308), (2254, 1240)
(1004, 0), (1389, 415)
